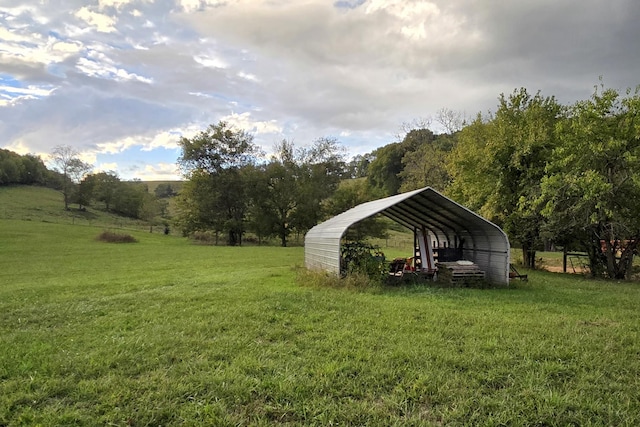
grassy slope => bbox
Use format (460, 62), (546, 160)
(2, 186), (640, 425)
(0, 185), (159, 232)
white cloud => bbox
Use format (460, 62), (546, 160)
(99, 0), (135, 10)
(74, 7), (117, 33)
(1, 0), (639, 184)
(178, 0), (226, 13)
(3, 139), (31, 155)
(193, 54), (227, 69)
(95, 126), (198, 157)
(238, 71), (259, 82)
(220, 112), (282, 135)
(0, 32), (83, 67)
(0, 84), (57, 104)
(76, 48), (153, 83)
(96, 162), (119, 173)
(96, 137), (139, 155)
(133, 163), (182, 181)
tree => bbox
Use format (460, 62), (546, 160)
(367, 143), (406, 196)
(435, 107), (466, 134)
(91, 171), (121, 211)
(346, 153), (373, 179)
(539, 84), (640, 279)
(50, 145), (92, 210)
(20, 154), (48, 185)
(75, 175), (95, 210)
(246, 138), (347, 247)
(177, 121), (260, 245)
(367, 128), (428, 196)
(399, 130), (456, 192)
(112, 181), (147, 218)
(154, 183), (176, 198)
(447, 89), (563, 268)
(290, 137), (347, 236)
(0, 149), (48, 186)
(248, 141), (300, 247)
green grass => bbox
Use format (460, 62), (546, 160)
(2, 218), (640, 426)
(0, 185), (167, 234)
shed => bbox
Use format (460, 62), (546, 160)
(304, 187), (511, 285)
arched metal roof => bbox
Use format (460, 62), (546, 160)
(304, 187), (511, 284)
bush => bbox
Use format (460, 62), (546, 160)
(96, 231), (138, 243)
(341, 241), (387, 282)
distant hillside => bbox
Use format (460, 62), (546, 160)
(0, 185), (157, 232)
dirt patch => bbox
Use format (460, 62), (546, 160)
(542, 265), (588, 274)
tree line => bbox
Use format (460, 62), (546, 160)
(177, 83), (640, 280)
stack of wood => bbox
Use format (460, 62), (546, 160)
(436, 260), (485, 283)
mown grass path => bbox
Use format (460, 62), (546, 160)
(1, 219), (640, 426)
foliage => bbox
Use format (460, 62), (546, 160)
(87, 171), (120, 211)
(447, 89), (563, 268)
(50, 145), (92, 210)
(340, 241), (387, 282)
(154, 182), (176, 198)
(366, 142), (407, 196)
(539, 84), (640, 278)
(96, 230), (138, 243)
(247, 138), (348, 246)
(0, 149), (48, 186)
(177, 121), (260, 245)
(399, 132), (456, 192)
(247, 140), (303, 247)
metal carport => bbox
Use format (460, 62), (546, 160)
(304, 187), (511, 285)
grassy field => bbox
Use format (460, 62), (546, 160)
(0, 186), (160, 233)
(2, 215), (640, 426)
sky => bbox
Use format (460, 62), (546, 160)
(1, 0), (639, 180)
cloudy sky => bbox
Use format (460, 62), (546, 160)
(1, 0), (639, 180)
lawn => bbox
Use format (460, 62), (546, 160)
(1, 219), (640, 426)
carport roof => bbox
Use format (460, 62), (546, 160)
(305, 187), (504, 240)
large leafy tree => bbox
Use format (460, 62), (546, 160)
(91, 171), (122, 210)
(248, 138), (347, 246)
(248, 141), (300, 247)
(290, 137), (347, 235)
(367, 142), (409, 196)
(177, 121), (260, 245)
(399, 130), (456, 192)
(447, 89), (563, 268)
(539, 85), (640, 279)
(50, 145), (92, 210)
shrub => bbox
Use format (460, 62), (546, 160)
(96, 230), (138, 243)
(340, 241), (387, 282)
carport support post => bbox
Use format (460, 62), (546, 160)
(417, 227), (435, 271)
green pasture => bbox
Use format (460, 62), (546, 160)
(2, 217), (640, 426)
(0, 185), (159, 233)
